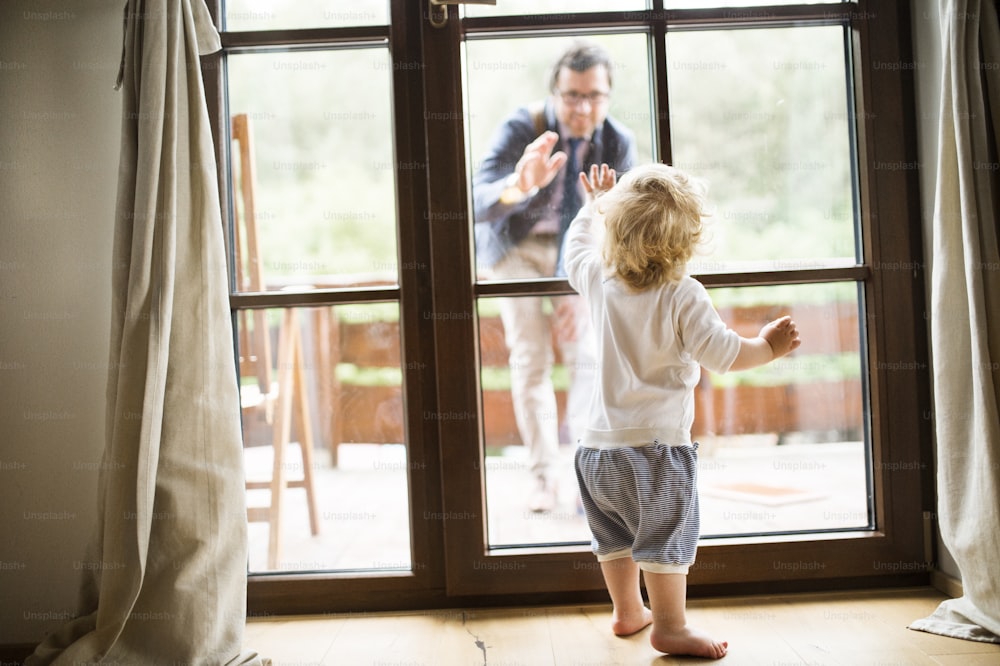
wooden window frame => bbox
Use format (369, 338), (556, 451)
(204, 0), (932, 616)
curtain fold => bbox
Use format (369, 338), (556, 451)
(909, 0), (1000, 644)
(26, 1), (264, 663)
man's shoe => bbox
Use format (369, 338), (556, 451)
(529, 477), (558, 513)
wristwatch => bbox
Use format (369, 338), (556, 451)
(499, 173), (538, 205)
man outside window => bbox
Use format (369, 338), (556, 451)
(472, 41), (638, 513)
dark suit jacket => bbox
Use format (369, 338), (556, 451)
(472, 99), (637, 274)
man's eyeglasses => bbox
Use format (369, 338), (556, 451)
(557, 90), (610, 106)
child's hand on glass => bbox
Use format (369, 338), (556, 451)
(580, 163), (616, 201)
(760, 316), (802, 359)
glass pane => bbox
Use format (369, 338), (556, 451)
(465, 1), (645, 18)
(228, 49), (397, 292)
(225, 0), (387, 31)
(465, 1), (839, 18)
(667, 26), (858, 273)
(479, 282), (871, 548)
(670, 0), (839, 8)
(465, 33), (654, 280)
(239, 304), (411, 572)
(478, 297), (591, 547)
(699, 282), (871, 535)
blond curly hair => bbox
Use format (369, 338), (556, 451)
(597, 163), (707, 291)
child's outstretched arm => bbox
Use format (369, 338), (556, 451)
(730, 315), (801, 371)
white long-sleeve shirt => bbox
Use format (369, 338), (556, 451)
(564, 201), (740, 447)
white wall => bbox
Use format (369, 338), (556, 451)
(0, 0), (121, 646)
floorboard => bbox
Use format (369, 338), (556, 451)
(244, 587), (1000, 665)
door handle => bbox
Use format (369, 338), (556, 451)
(428, 0), (497, 28)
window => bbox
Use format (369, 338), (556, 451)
(218, 1), (426, 582)
(207, 0), (930, 613)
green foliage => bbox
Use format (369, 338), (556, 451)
(708, 282), (857, 308)
(335, 302), (399, 324)
(336, 363), (402, 387)
(465, 32), (656, 168)
(666, 26), (856, 267)
(228, 24), (858, 288)
(479, 363), (571, 392)
(227, 16), (866, 392)
(228, 47), (399, 283)
(710, 352), (862, 388)
(225, 0), (388, 31)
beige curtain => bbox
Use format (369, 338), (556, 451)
(26, 1), (264, 663)
(909, 0), (1000, 644)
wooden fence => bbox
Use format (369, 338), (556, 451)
(242, 302), (865, 463)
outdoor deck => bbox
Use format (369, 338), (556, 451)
(245, 435), (868, 573)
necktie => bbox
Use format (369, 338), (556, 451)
(560, 137), (584, 231)
(555, 137), (583, 277)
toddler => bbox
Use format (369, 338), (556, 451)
(563, 163), (801, 659)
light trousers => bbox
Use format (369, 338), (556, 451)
(493, 235), (596, 481)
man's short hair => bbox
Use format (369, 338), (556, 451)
(549, 40), (614, 91)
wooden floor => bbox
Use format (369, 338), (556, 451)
(244, 586), (1000, 665)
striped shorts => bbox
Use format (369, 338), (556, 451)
(574, 441), (700, 574)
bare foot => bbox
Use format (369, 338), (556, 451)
(611, 606), (653, 636)
(650, 625), (728, 659)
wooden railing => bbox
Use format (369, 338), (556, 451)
(255, 302), (865, 464)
